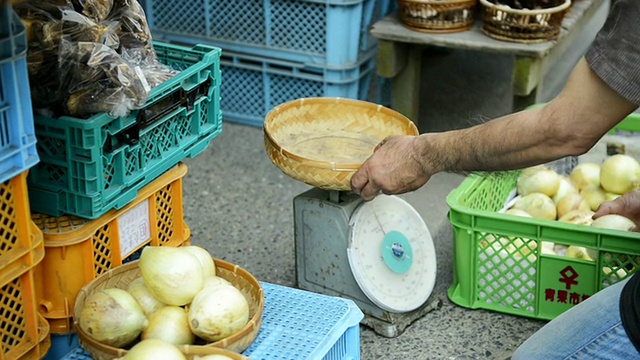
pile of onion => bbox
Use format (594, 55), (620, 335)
(77, 245), (251, 354)
(502, 156), (639, 261)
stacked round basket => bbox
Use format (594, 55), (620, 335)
(397, 0), (573, 43)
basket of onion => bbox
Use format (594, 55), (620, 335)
(73, 245), (264, 360)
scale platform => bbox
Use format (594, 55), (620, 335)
(294, 187), (441, 338)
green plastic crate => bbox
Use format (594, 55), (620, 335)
(446, 112), (640, 321)
(27, 42), (222, 219)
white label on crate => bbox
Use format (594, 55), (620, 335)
(118, 200), (151, 258)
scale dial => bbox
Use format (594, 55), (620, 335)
(347, 195), (437, 313)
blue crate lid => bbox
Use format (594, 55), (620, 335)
(59, 282), (363, 360)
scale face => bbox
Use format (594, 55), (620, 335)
(348, 195), (437, 313)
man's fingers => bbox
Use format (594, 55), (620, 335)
(359, 182), (380, 201)
(350, 167), (368, 194)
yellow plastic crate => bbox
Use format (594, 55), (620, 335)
(33, 163), (191, 334)
(0, 217), (50, 359)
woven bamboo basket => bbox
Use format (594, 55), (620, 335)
(73, 259), (264, 360)
(397, 0), (478, 33)
(480, 0), (572, 43)
(264, 98), (419, 191)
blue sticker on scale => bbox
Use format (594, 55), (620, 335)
(381, 230), (413, 274)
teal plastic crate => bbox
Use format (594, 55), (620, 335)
(221, 49), (388, 128)
(0, 5), (39, 183)
(142, 0), (394, 67)
(446, 112), (640, 321)
(27, 42), (222, 219)
(56, 282), (363, 360)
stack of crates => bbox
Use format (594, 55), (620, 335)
(141, 0), (396, 127)
(4, 2), (224, 358)
(0, 3), (51, 359)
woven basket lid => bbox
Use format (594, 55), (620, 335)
(264, 98), (419, 191)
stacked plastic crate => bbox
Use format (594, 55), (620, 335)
(0, 4), (51, 359)
(7, 3), (223, 357)
(140, 0), (395, 127)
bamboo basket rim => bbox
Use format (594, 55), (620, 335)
(263, 97), (418, 173)
(480, 0), (571, 15)
(73, 258), (264, 359)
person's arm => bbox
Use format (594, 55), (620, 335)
(351, 58), (638, 201)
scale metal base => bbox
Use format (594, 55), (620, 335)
(294, 187), (441, 338)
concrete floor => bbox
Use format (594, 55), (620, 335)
(179, 3), (610, 359)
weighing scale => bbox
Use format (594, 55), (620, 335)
(293, 188), (440, 338)
(263, 97), (440, 337)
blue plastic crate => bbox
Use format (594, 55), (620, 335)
(57, 282), (363, 360)
(142, 0), (394, 67)
(44, 333), (79, 360)
(221, 49), (388, 128)
(27, 43), (222, 219)
(0, 5), (39, 183)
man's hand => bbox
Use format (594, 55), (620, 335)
(593, 190), (640, 230)
(350, 135), (431, 201)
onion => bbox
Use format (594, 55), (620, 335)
(78, 288), (148, 347)
(540, 241), (555, 255)
(570, 163), (601, 190)
(556, 193), (590, 219)
(203, 276), (232, 289)
(511, 193), (556, 220)
(117, 339), (186, 360)
(127, 277), (165, 317)
(552, 175), (579, 205)
(188, 284), (250, 342)
(558, 209), (595, 226)
(139, 246), (205, 306)
(591, 214), (636, 232)
(580, 186), (607, 211)
(605, 192), (621, 202)
(194, 356), (235, 360)
(565, 246), (594, 261)
(142, 306), (195, 345)
(600, 154), (640, 194)
(516, 167), (560, 197)
(182, 246), (216, 278)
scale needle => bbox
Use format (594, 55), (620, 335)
(373, 211), (387, 235)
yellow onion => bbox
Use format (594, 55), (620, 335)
(591, 214), (636, 232)
(516, 167), (560, 197)
(511, 193), (556, 220)
(556, 193), (590, 219)
(139, 246), (205, 306)
(142, 306), (194, 345)
(78, 288), (148, 347)
(558, 209), (595, 226)
(552, 175), (579, 205)
(203, 276), (232, 289)
(117, 339), (186, 360)
(565, 246), (594, 261)
(504, 209), (532, 217)
(188, 284), (250, 342)
(126, 277), (166, 317)
(605, 192), (622, 202)
(182, 246), (216, 278)
(580, 186), (607, 211)
(600, 154), (640, 194)
(540, 241), (555, 255)
(570, 163), (601, 190)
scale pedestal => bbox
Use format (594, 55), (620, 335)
(294, 187), (440, 338)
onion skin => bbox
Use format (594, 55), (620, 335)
(188, 284), (250, 342)
(591, 214), (636, 232)
(600, 154), (640, 194)
(517, 167), (560, 197)
(556, 193), (590, 219)
(512, 193), (556, 220)
(182, 246), (216, 278)
(552, 175), (579, 205)
(142, 306), (195, 346)
(580, 186), (607, 212)
(558, 210), (595, 226)
(118, 339), (187, 360)
(78, 288), (148, 347)
(126, 277), (166, 317)
(570, 163), (601, 191)
(139, 246), (205, 306)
